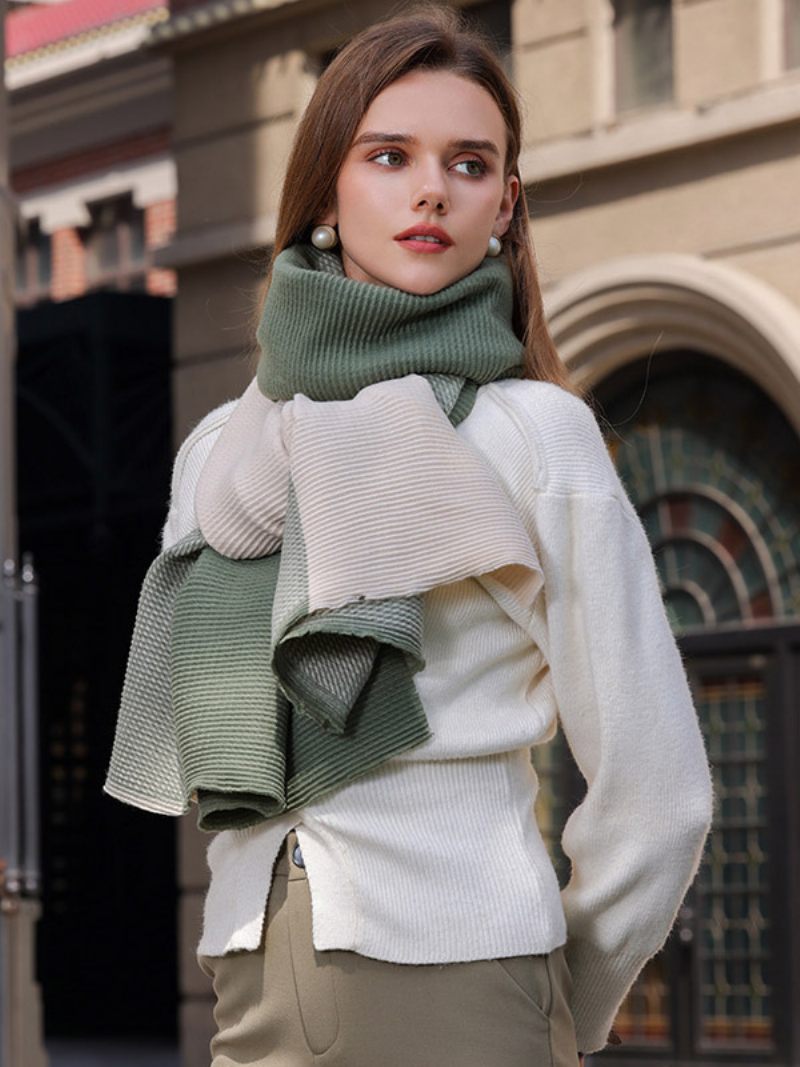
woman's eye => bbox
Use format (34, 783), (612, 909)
(371, 150), (405, 167)
(453, 159), (486, 177)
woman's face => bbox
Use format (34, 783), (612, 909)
(322, 69), (520, 295)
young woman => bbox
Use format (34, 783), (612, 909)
(106, 6), (713, 1065)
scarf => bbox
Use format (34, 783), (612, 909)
(104, 245), (544, 831)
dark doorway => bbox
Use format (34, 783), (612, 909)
(16, 291), (176, 1040)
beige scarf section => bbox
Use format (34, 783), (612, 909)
(195, 373), (543, 632)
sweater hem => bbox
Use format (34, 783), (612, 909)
(197, 924), (570, 966)
(307, 917), (569, 966)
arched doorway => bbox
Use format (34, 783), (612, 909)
(532, 258), (800, 1065)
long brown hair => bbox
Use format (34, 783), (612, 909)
(249, 2), (581, 397)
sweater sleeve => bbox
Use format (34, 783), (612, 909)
(159, 400), (238, 552)
(502, 386), (714, 1054)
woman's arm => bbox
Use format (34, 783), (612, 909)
(531, 488), (712, 1052)
(497, 383), (714, 1055)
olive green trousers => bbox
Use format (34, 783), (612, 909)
(198, 829), (580, 1066)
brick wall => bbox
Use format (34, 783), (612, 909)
(14, 130), (177, 303)
(21, 200), (176, 304)
(145, 199), (177, 297)
(50, 228), (87, 302)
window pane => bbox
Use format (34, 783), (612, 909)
(467, 0), (512, 72)
(614, 0), (673, 113)
(95, 200), (119, 271)
(318, 3), (512, 74)
(695, 674), (774, 1051)
(614, 956), (672, 1047)
(318, 46), (338, 74)
(129, 208), (146, 266)
(788, 0), (800, 67)
(35, 221), (52, 288)
(86, 194), (146, 285)
(14, 218), (52, 297)
(15, 223), (28, 293)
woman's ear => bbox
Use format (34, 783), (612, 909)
(494, 174), (520, 238)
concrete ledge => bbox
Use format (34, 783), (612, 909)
(152, 212), (276, 268)
(521, 76), (800, 183)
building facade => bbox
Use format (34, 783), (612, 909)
(7, 0), (177, 307)
(6, 0), (800, 1063)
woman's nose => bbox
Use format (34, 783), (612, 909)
(412, 179), (449, 214)
(416, 192), (448, 212)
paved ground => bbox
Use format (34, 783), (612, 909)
(45, 1040), (180, 1066)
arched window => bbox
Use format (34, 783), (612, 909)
(601, 352), (800, 629)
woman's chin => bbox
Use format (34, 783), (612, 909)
(345, 256), (481, 295)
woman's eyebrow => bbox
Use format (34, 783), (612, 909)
(351, 131), (500, 156)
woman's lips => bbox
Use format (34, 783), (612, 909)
(393, 225), (453, 253)
(395, 237), (452, 253)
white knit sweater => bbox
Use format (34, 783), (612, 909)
(162, 377), (713, 1055)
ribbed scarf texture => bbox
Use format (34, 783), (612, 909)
(105, 244), (529, 831)
(257, 244), (525, 409)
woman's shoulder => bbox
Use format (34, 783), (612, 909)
(172, 399), (238, 483)
(481, 377), (600, 436)
(475, 378), (624, 499)
(161, 397), (238, 548)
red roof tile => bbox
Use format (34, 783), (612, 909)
(6, 0), (164, 58)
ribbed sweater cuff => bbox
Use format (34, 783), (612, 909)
(565, 938), (646, 1054)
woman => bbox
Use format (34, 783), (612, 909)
(106, 6), (713, 1065)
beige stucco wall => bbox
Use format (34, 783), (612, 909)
(674, 0), (765, 106)
(513, 0), (594, 144)
(514, 0), (586, 44)
(723, 236), (800, 308)
(515, 31), (595, 143)
(529, 122), (800, 300)
(172, 257), (260, 432)
(174, 42), (312, 232)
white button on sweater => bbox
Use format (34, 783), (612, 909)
(161, 377), (713, 1055)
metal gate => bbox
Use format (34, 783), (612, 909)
(15, 290), (176, 1040)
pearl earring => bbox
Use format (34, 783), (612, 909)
(487, 234), (502, 257)
(311, 224), (338, 250)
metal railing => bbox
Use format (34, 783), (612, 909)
(0, 552), (41, 902)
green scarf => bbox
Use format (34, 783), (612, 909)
(257, 244), (524, 412)
(105, 244), (526, 831)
